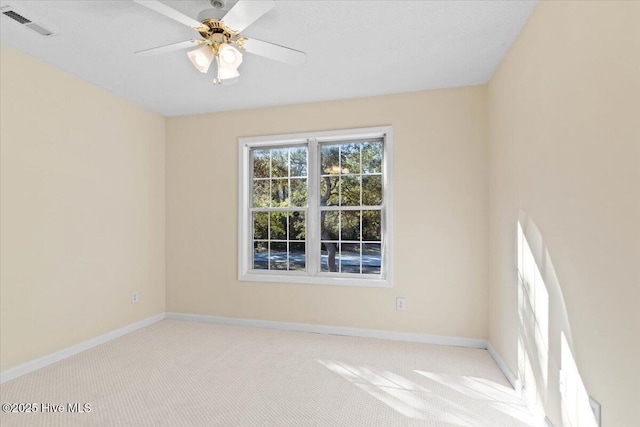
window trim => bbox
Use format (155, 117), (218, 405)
(238, 126), (393, 288)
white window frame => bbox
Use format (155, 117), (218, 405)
(238, 126), (393, 288)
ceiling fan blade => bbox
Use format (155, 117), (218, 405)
(242, 38), (307, 66)
(136, 40), (202, 56)
(221, 0), (275, 33)
(133, 0), (203, 29)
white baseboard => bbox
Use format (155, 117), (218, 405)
(165, 312), (487, 348)
(486, 341), (521, 392)
(0, 313), (165, 384)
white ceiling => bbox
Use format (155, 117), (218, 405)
(0, 0), (537, 117)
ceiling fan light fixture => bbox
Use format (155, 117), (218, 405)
(187, 45), (214, 73)
(218, 43), (242, 69)
(216, 55), (240, 80)
(135, 0), (306, 87)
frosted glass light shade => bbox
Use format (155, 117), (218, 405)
(216, 55), (240, 80)
(187, 45), (215, 73)
(218, 43), (243, 69)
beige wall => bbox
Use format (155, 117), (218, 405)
(6, 2), (637, 423)
(487, 1), (640, 426)
(0, 46), (166, 371)
(166, 86), (489, 339)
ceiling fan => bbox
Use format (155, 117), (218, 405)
(133, 0), (307, 85)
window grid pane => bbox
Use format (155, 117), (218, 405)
(251, 146), (308, 271)
(318, 139), (383, 275)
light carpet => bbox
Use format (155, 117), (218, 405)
(0, 319), (542, 426)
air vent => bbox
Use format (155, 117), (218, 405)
(26, 23), (52, 36)
(1, 7), (53, 36)
(3, 10), (30, 24)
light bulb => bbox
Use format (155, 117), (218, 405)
(217, 43), (243, 70)
(221, 49), (236, 65)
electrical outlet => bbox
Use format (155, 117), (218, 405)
(589, 396), (601, 426)
(396, 297), (406, 311)
(131, 291), (139, 304)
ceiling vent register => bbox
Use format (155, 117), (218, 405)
(1, 7), (53, 37)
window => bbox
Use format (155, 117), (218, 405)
(238, 126), (393, 287)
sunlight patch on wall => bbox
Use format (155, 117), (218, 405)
(516, 217), (599, 426)
(517, 220), (549, 418)
(560, 332), (598, 427)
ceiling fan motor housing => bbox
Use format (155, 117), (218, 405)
(198, 19), (236, 46)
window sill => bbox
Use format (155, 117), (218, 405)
(239, 272), (392, 288)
